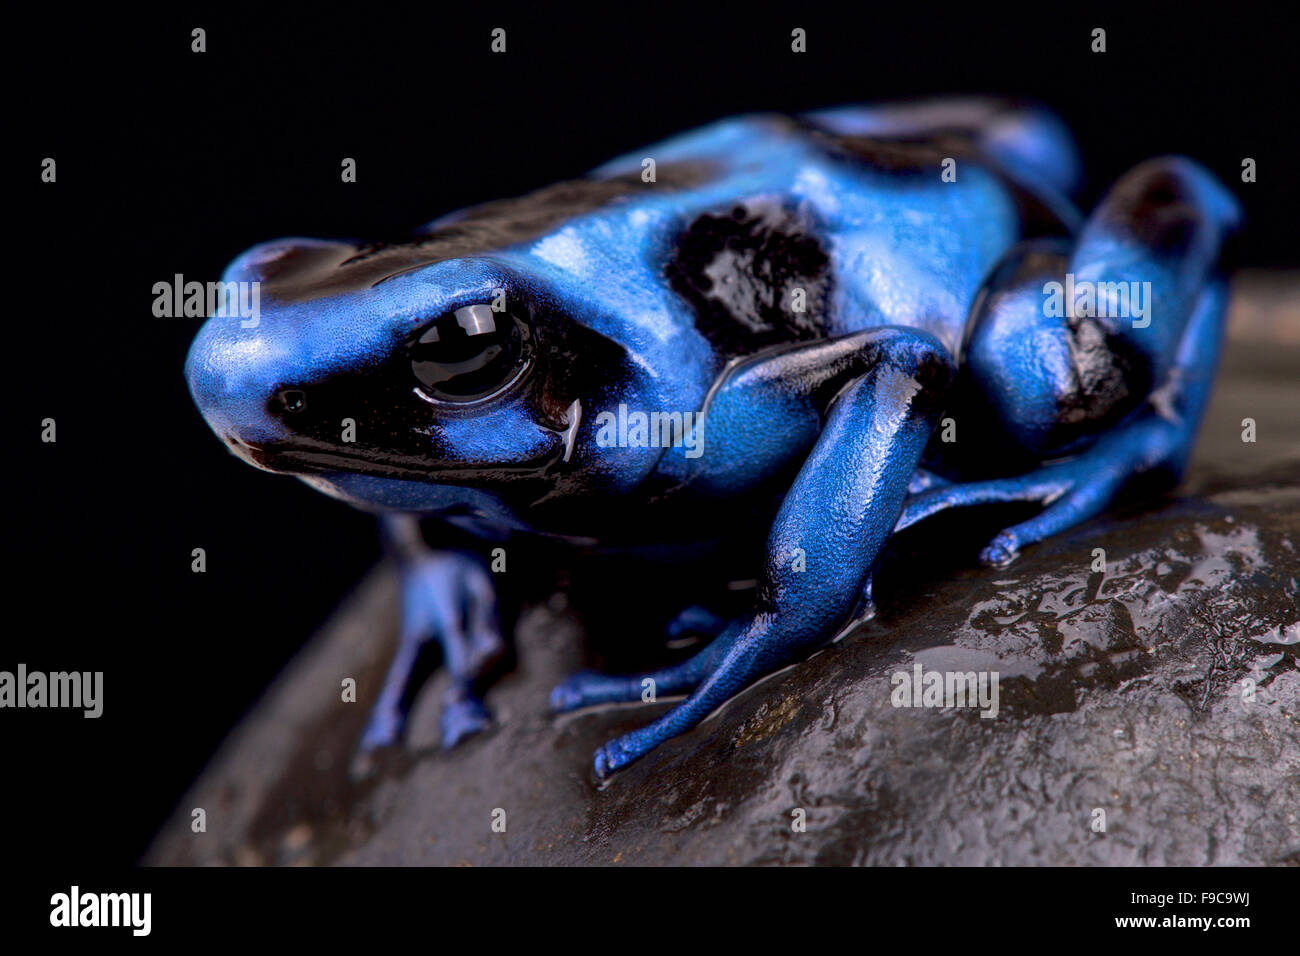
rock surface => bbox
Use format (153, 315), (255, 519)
(146, 274), (1299, 867)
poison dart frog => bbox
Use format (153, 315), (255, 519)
(186, 98), (1239, 778)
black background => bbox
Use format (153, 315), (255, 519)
(9, 5), (1297, 868)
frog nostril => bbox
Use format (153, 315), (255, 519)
(271, 388), (308, 415)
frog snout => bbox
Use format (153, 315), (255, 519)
(185, 314), (295, 459)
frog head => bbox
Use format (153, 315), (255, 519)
(185, 234), (706, 535)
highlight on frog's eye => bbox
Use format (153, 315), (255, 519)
(407, 303), (534, 404)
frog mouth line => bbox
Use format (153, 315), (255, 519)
(230, 437), (561, 486)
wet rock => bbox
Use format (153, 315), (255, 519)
(146, 278), (1300, 867)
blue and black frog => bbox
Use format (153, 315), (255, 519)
(186, 98), (1240, 778)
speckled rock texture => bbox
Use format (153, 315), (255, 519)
(146, 274), (1299, 866)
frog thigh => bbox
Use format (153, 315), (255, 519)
(896, 158), (1239, 565)
(911, 279), (1227, 562)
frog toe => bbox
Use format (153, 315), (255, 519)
(592, 737), (637, 780)
(980, 531), (1021, 568)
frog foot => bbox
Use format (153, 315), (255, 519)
(357, 538), (505, 765)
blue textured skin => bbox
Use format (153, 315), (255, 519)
(186, 99), (1239, 778)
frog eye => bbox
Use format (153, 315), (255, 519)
(407, 304), (533, 404)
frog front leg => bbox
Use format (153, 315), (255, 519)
(357, 515), (505, 761)
(582, 328), (954, 777)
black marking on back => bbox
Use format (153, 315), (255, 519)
(261, 162), (718, 303)
(665, 197), (832, 356)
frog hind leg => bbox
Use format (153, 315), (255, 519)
(591, 327), (954, 777)
(905, 279), (1228, 567)
(899, 157), (1238, 565)
(355, 517), (505, 765)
